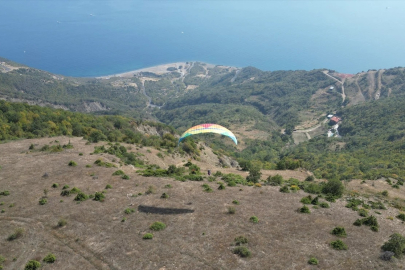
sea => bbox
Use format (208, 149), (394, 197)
(0, 0), (404, 77)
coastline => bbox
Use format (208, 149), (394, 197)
(96, 61), (232, 79)
(96, 62), (189, 79)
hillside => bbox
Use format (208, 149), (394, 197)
(1, 136), (405, 270)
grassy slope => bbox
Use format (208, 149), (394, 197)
(0, 137), (404, 269)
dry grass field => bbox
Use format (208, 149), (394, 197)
(1, 137), (405, 269)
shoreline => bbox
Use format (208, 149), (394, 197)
(96, 61), (235, 79)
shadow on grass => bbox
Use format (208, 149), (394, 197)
(138, 205), (194, 215)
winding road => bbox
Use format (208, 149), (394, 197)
(323, 70), (346, 104)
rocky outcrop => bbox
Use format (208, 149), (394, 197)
(79, 101), (109, 112)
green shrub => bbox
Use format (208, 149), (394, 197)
(353, 219), (363, 226)
(161, 193), (169, 199)
(62, 185), (70, 189)
(57, 218), (67, 227)
(79, 153), (83, 156)
(60, 190), (70, 196)
(232, 246), (251, 257)
(218, 183), (225, 190)
(267, 174), (284, 186)
(39, 198), (47, 205)
(85, 164), (92, 168)
(0, 191), (10, 196)
(52, 183), (59, 188)
(43, 253), (56, 263)
(308, 257), (318, 265)
(249, 216), (259, 223)
(311, 196), (319, 205)
(299, 205), (310, 213)
(112, 170), (125, 176)
(369, 201), (386, 210)
(232, 200), (240, 205)
(24, 260), (41, 270)
(68, 161), (77, 167)
(330, 239), (348, 250)
(396, 213), (405, 221)
(279, 186), (290, 193)
(381, 233), (405, 258)
(331, 227), (347, 237)
(74, 192), (88, 201)
(354, 215), (379, 231)
(382, 190), (389, 197)
(234, 236), (248, 246)
(202, 184), (213, 193)
(164, 184), (172, 188)
(150, 221), (166, 231)
(7, 228), (25, 241)
(300, 195), (312, 204)
(143, 233), (153, 239)
(358, 208), (369, 217)
(305, 176), (315, 182)
(105, 184), (112, 189)
(304, 183), (322, 194)
(124, 208), (135, 214)
(93, 192), (105, 201)
(70, 187), (81, 194)
(322, 179), (344, 198)
(228, 207), (236, 214)
(122, 174), (130, 180)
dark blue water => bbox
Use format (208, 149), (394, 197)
(1, 1), (404, 77)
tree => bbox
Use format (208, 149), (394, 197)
(246, 164), (261, 183)
(322, 179), (344, 198)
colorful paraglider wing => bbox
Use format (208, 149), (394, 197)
(178, 124), (237, 145)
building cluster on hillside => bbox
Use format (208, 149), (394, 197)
(327, 114), (341, 137)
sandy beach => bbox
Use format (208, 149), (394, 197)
(96, 62), (190, 79)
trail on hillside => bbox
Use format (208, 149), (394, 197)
(322, 70), (345, 104)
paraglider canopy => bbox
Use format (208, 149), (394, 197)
(178, 123), (237, 145)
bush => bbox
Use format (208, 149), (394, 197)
(397, 213), (405, 221)
(7, 228), (25, 241)
(143, 233), (153, 239)
(218, 183), (226, 190)
(234, 236), (248, 246)
(330, 239), (348, 250)
(161, 193), (169, 199)
(112, 170), (125, 176)
(164, 184), (172, 188)
(62, 185), (70, 189)
(0, 190), (10, 196)
(381, 233), (405, 258)
(382, 190), (389, 197)
(228, 207), (236, 214)
(39, 198), (47, 205)
(24, 260), (41, 270)
(358, 208), (369, 217)
(93, 192), (105, 201)
(331, 227), (347, 237)
(279, 186), (290, 193)
(105, 184), (112, 189)
(311, 196), (319, 205)
(232, 246), (251, 257)
(299, 205), (310, 214)
(267, 174), (283, 186)
(122, 174), (130, 180)
(300, 195), (312, 204)
(202, 184), (213, 193)
(70, 187), (81, 194)
(52, 183), (59, 188)
(308, 257), (318, 265)
(60, 190), (70, 196)
(57, 218), (67, 227)
(322, 179), (344, 198)
(232, 200), (240, 205)
(150, 221), (166, 231)
(124, 208), (135, 214)
(305, 176), (315, 182)
(304, 183), (322, 194)
(249, 216), (259, 223)
(74, 192), (88, 201)
(354, 215), (379, 231)
(68, 161), (77, 167)
(43, 253), (56, 263)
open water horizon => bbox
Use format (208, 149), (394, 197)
(0, 0), (404, 77)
